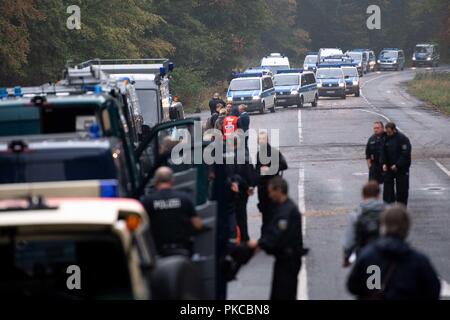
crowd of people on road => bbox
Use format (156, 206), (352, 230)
(141, 92), (441, 300)
(342, 120), (441, 300)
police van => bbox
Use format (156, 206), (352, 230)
(227, 73), (276, 113)
(316, 65), (347, 99)
(75, 59), (184, 129)
(412, 43), (440, 67)
(377, 49), (406, 71)
(341, 65), (361, 97)
(303, 53), (318, 73)
(260, 53), (290, 74)
(345, 51), (367, 77)
(273, 69), (318, 108)
(318, 48), (344, 64)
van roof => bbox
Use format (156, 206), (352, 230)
(0, 198), (147, 228)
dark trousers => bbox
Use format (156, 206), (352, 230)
(369, 165), (384, 184)
(235, 195), (250, 242)
(271, 255), (302, 300)
(383, 171), (410, 206)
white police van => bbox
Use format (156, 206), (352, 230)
(273, 69), (318, 108)
(261, 53), (290, 74)
(227, 73), (276, 113)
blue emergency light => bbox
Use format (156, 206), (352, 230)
(168, 62), (174, 72)
(83, 85), (103, 94)
(160, 67), (166, 77)
(0, 88), (7, 99)
(14, 86), (23, 97)
(88, 123), (101, 138)
(277, 69), (304, 74)
(100, 180), (119, 198)
(317, 64), (343, 68)
(236, 72), (263, 78)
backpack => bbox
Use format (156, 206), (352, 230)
(355, 207), (382, 251)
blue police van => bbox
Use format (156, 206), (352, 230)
(273, 69), (318, 108)
(316, 64), (347, 99)
(227, 72), (276, 113)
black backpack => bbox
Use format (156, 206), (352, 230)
(355, 207), (382, 250)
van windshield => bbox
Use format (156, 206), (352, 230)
(316, 69), (343, 79)
(347, 52), (362, 61)
(274, 75), (299, 86)
(0, 235), (133, 299)
(136, 89), (159, 127)
(342, 68), (358, 77)
(380, 51), (398, 59)
(229, 79), (261, 91)
(415, 46), (432, 54)
(0, 147), (117, 184)
(0, 104), (99, 138)
(304, 56), (318, 64)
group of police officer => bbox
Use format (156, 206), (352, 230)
(366, 121), (412, 206)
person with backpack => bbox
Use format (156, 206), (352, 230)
(343, 181), (386, 268)
(347, 205), (441, 300)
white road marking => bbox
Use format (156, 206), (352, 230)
(297, 109), (308, 300)
(298, 166), (308, 300)
(431, 158), (450, 178)
(298, 109), (303, 144)
(441, 279), (450, 298)
(357, 108), (391, 122)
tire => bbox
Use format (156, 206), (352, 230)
(270, 106), (275, 113)
(341, 93), (346, 100)
(355, 89), (360, 97)
(297, 96), (304, 108)
(259, 102), (265, 114)
(151, 256), (204, 300)
(311, 94), (318, 107)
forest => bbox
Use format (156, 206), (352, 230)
(1, 0), (449, 109)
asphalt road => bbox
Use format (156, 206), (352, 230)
(217, 66), (450, 300)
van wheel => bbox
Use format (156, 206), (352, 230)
(311, 94), (318, 107)
(259, 102), (265, 114)
(270, 106), (275, 113)
(355, 89), (360, 97)
(297, 97), (304, 108)
(341, 94), (346, 100)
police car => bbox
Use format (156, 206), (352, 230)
(261, 53), (290, 74)
(412, 43), (440, 67)
(0, 196), (203, 300)
(227, 73), (276, 113)
(341, 65), (361, 97)
(303, 53), (318, 73)
(345, 51), (367, 77)
(316, 65), (347, 99)
(377, 49), (406, 71)
(273, 69), (318, 108)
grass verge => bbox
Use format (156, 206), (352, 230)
(407, 72), (450, 114)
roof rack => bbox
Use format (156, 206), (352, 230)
(235, 72), (264, 78)
(76, 58), (174, 76)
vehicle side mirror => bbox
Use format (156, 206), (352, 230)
(345, 75), (350, 79)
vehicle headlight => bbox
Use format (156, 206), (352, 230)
(427, 57), (432, 61)
(353, 80), (359, 86)
(317, 83), (322, 88)
(393, 60), (397, 64)
(377, 60), (381, 63)
(339, 82), (345, 88)
(358, 62), (362, 67)
(227, 97), (233, 102)
(291, 90), (299, 95)
(412, 56), (416, 61)
(253, 96), (261, 100)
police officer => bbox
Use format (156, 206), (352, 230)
(381, 122), (412, 206)
(141, 167), (203, 257)
(209, 93), (225, 116)
(256, 132), (288, 235)
(366, 121), (386, 184)
(248, 177), (307, 300)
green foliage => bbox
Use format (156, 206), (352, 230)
(170, 67), (207, 112)
(0, 0), (449, 108)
